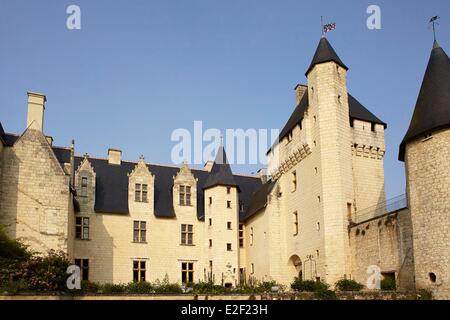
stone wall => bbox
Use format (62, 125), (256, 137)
(349, 208), (415, 291)
(0, 128), (72, 254)
(405, 128), (450, 300)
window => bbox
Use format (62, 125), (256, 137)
(133, 260), (146, 282)
(209, 197), (212, 205)
(292, 171), (297, 192)
(227, 243), (232, 251)
(75, 259), (89, 281)
(251, 263), (255, 275)
(287, 130), (293, 142)
(227, 187), (231, 194)
(227, 201), (231, 209)
(181, 262), (194, 284)
(250, 227), (254, 246)
(179, 185), (191, 206)
(75, 217), (89, 240)
(317, 222), (321, 231)
(133, 221), (147, 243)
(239, 224), (244, 248)
(239, 201), (244, 212)
(227, 222), (232, 230)
(209, 239), (212, 247)
(347, 203), (353, 221)
(135, 183), (148, 203)
(209, 218), (212, 226)
(80, 177), (88, 197)
(293, 211), (298, 236)
(181, 224), (193, 245)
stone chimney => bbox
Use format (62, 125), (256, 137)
(27, 91), (47, 131)
(204, 161), (214, 172)
(108, 148), (122, 165)
(258, 168), (268, 184)
(294, 84), (307, 105)
(46, 136), (54, 146)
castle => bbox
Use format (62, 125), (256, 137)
(0, 37), (448, 299)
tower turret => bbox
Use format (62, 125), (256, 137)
(304, 37), (354, 284)
(203, 146), (240, 286)
(400, 41), (450, 299)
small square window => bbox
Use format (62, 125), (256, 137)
(227, 222), (232, 230)
(227, 201), (231, 209)
(227, 243), (232, 251)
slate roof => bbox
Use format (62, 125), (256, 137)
(72, 156), (261, 221)
(203, 146), (239, 191)
(267, 91), (386, 153)
(241, 180), (276, 222)
(399, 41), (450, 161)
(305, 37), (348, 76)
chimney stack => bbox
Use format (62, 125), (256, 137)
(258, 168), (268, 184)
(294, 84), (307, 105)
(46, 136), (54, 146)
(108, 148), (122, 165)
(204, 161), (214, 172)
(27, 91), (46, 131)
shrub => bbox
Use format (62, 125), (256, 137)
(380, 277), (396, 291)
(417, 289), (433, 300)
(315, 287), (338, 300)
(101, 283), (126, 294)
(291, 279), (318, 292)
(0, 225), (31, 262)
(192, 281), (225, 295)
(257, 281), (285, 293)
(80, 281), (102, 294)
(8, 250), (70, 292)
(153, 275), (183, 294)
(125, 281), (154, 294)
(335, 279), (364, 292)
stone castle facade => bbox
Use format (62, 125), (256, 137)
(0, 37), (448, 299)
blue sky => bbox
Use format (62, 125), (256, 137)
(0, 0), (449, 199)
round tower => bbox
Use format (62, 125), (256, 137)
(399, 41), (450, 300)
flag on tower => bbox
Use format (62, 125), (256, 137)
(323, 22), (336, 34)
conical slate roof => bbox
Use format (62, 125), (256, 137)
(203, 146), (239, 190)
(305, 37), (348, 76)
(399, 41), (450, 161)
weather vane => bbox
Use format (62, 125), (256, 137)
(429, 16), (440, 41)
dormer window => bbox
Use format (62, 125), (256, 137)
(135, 183), (148, 203)
(179, 185), (191, 206)
(239, 201), (244, 212)
(287, 130), (293, 143)
(80, 176), (88, 197)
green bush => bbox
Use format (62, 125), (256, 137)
(335, 279), (364, 292)
(125, 281), (154, 294)
(101, 283), (126, 294)
(417, 289), (433, 300)
(315, 287), (338, 300)
(192, 281), (225, 294)
(0, 225), (31, 262)
(291, 279), (319, 292)
(8, 250), (70, 292)
(380, 277), (396, 291)
(80, 281), (102, 293)
(257, 281), (285, 293)
(152, 275), (183, 294)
